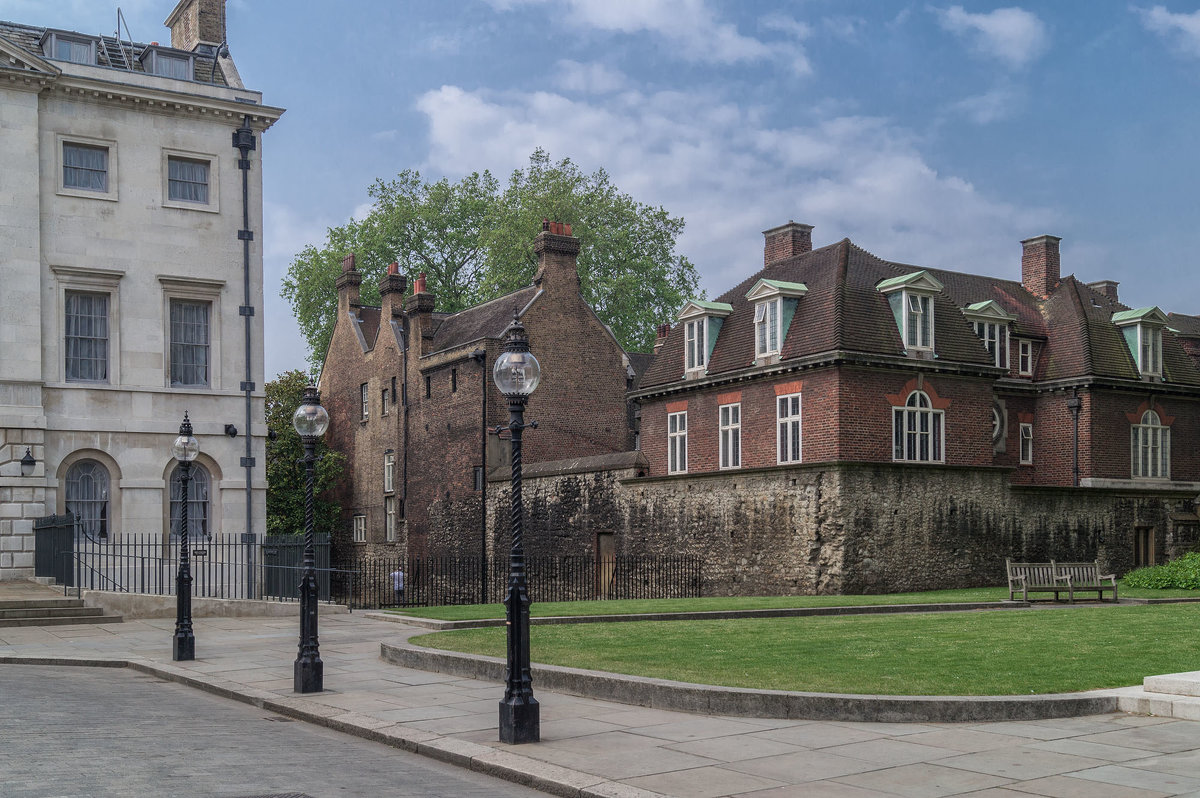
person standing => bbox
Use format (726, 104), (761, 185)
(391, 566), (404, 606)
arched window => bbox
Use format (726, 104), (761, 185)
(65, 460), (110, 540)
(893, 390), (944, 463)
(169, 463), (210, 540)
(1132, 410), (1170, 479)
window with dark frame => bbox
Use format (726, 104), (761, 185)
(452, 368), (457, 393)
(381, 387), (389, 415)
(169, 299), (209, 387)
(425, 375), (431, 398)
(63, 142), (108, 192)
(167, 156), (210, 203)
(474, 466), (484, 491)
(391, 376), (397, 404)
(64, 291), (109, 382)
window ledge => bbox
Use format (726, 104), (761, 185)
(57, 186), (118, 202)
(163, 199), (220, 214)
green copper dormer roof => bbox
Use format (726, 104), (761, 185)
(963, 299), (1017, 321)
(1112, 307), (1169, 325)
(678, 300), (733, 320)
(744, 278), (808, 300)
(875, 269), (944, 294)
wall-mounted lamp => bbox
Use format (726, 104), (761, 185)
(20, 448), (36, 477)
(224, 424), (239, 438)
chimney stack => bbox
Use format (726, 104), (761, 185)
(763, 221), (813, 266)
(379, 262), (407, 318)
(165, 0), (227, 52)
(534, 218), (582, 295)
(653, 323), (671, 355)
(1021, 235), (1062, 299)
(404, 272), (435, 354)
(335, 252), (362, 311)
(1087, 280), (1119, 302)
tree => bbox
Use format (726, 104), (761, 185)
(283, 149), (701, 367)
(264, 370), (347, 537)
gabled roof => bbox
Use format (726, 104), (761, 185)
(425, 285), (540, 355)
(1112, 307), (1169, 325)
(1167, 312), (1200, 338)
(744, 278), (808, 300)
(678, 299), (733, 320)
(963, 300), (1017, 321)
(875, 270), (944, 293)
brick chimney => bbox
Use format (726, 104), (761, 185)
(653, 323), (671, 355)
(1021, 235), (1061, 299)
(534, 218), (582, 295)
(404, 271), (435, 354)
(763, 221), (813, 266)
(165, 0), (226, 52)
(379, 261), (407, 318)
(1087, 280), (1119, 302)
(335, 252), (362, 314)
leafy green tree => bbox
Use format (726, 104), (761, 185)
(283, 149), (701, 367)
(264, 370), (347, 536)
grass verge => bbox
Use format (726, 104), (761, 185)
(412, 603), (1200, 695)
(391, 584), (1199, 621)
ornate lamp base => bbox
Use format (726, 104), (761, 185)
(499, 696), (540, 744)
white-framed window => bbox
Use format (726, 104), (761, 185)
(1019, 423), (1033, 465)
(360, 383), (369, 421)
(1139, 325), (1162, 378)
(973, 321), (1008, 369)
(667, 411), (687, 474)
(65, 460), (110, 541)
(893, 390), (944, 463)
(777, 393), (802, 464)
(162, 150), (219, 212)
(755, 298), (781, 358)
(141, 47), (193, 79)
(1115, 310), (1168, 380)
(169, 299), (210, 387)
(381, 388), (390, 416)
(1132, 410), (1170, 479)
(169, 463), (210, 541)
(64, 291), (109, 382)
(58, 135), (118, 201)
(384, 451), (395, 493)
(719, 403), (740, 469)
(1018, 340), (1033, 376)
(685, 319), (707, 373)
(42, 32), (97, 64)
(385, 497), (397, 542)
(905, 293), (933, 351)
(352, 514), (366, 543)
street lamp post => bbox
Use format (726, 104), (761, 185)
(171, 412), (199, 662)
(292, 385), (329, 693)
(492, 313), (541, 744)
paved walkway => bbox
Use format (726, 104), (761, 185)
(4, 584), (1200, 797)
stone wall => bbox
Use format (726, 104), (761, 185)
(477, 455), (1200, 597)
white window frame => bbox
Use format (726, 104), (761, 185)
(360, 383), (369, 421)
(1018, 340), (1033, 376)
(352, 514), (366, 543)
(719, 403), (741, 470)
(384, 452), (395, 493)
(141, 47), (194, 80)
(904, 292), (933, 351)
(892, 390), (944, 463)
(162, 149), (219, 213)
(385, 497), (397, 542)
(51, 265), (123, 385)
(684, 318), (707, 374)
(1138, 324), (1163, 378)
(1019, 423), (1033, 465)
(57, 134), (118, 201)
(159, 276), (223, 390)
(755, 298), (782, 358)
(973, 321), (1008, 369)
(42, 31), (97, 64)
(1132, 410), (1170, 479)
(667, 411), (687, 475)
(777, 393), (802, 464)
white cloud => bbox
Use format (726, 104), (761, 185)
(414, 83), (1051, 294)
(934, 5), (1049, 68)
(949, 85), (1023, 124)
(554, 60), (627, 93)
(486, 0), (811, 73)
(1136, 5), (1200, 58)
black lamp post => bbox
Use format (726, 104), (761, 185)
(292, 385), (329, 693)
(172, 412), (199, 661)
(492, 313), (541, 744)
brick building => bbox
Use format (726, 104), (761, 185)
(318, 222), (640, 563)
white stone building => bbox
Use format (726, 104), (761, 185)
(0, 0), (283, 579)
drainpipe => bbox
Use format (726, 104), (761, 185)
(233, 117), (257, 591)
(1067, 390), (1082, 487)
(470, 348), (487, 604)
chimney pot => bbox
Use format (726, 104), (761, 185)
(542, 217), (550, 231)
(564, 223), (572, 236)
(414, 272), (427, 294)
(1021, 235), (1062, 299)
(387, 261), (399, 275)
(342, 253), (356, 272)
(763, 221), (814, 265)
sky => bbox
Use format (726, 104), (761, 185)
(6, 0), (1200, 378)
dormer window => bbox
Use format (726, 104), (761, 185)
(877, 271), (944, 355)
(964, 301), (1017, 369)
(676, 300), (732, 378)
(745, 278), (807, 363)
(1113, 307), (1168, 380)
(41, 31), (97, 65)
(140, 46), (194, 80)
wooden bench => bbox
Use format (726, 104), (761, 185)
(1006, 559), (1118, 603)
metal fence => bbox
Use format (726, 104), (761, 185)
(348, 555), (704, 609)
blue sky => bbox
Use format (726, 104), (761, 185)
(6, 1), (1200, 378)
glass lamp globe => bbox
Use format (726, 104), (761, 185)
(172, 433), (200, 463)
(493, 349), (541, 397)
(293, 389), (330, 439)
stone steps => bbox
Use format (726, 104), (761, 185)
(0, 587), (123, 627)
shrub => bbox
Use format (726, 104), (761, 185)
(1123, 551), (1200, 590)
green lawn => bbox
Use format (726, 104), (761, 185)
(392, 584), (1199, 622)
(412, 602), (1200, 695)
